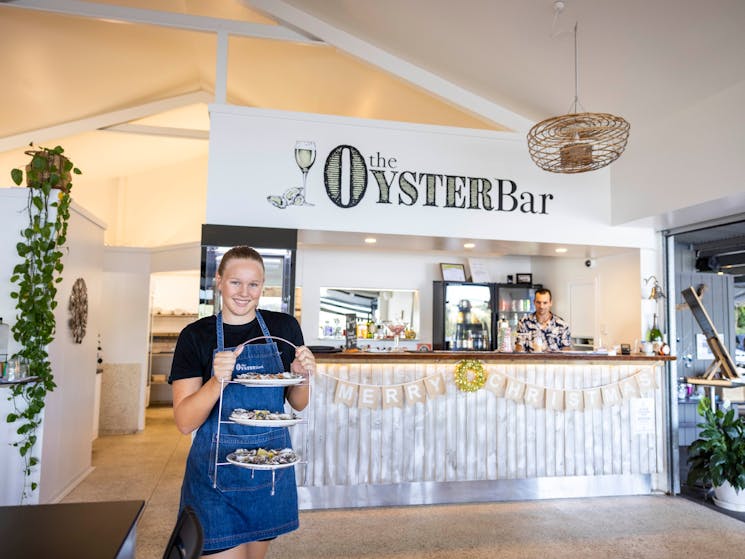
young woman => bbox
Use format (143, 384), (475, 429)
(169, 246), (315, 558)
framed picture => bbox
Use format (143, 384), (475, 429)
(440, 263), (466, 282)
(516, 273), (533, 284)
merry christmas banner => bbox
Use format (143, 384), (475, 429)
(323, 361), (658, 411)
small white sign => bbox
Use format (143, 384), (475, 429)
(468, 258), (491, 283)
(630, 397), (655, 435)
(696, 333), (724, 360)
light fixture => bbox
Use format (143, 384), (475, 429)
(463, 242), (476, 249)
(364, 237), (377, 244)
(643, 275), (666, 300)
(555, 247), (568, 253)
(527, 15), (630, 174)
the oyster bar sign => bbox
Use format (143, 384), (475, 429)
(267, 143), (554, 215)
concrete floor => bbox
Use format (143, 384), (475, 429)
(62, 406), (745, 559)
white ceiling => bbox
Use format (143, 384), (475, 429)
(0, 0), (743, 257)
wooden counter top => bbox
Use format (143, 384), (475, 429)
(313, 350), (675, 362)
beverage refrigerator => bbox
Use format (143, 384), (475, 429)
(432, 281), (543, 351)
(432, 281), (494, 350)
(494, 283), (542, 333)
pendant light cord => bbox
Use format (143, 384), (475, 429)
(573, 22), (579, 113)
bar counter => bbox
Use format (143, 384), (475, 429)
(294, 351), (674, 510)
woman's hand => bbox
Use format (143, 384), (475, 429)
(212, 344), (244, 384)
(291, 345), (316, 378)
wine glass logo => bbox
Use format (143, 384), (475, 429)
(266, 140), (317, 209)
(295, 141), (316, 206)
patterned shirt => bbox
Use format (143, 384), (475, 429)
(516, 312), (572, 352)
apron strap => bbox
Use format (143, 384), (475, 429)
(216, 312), (225, 352)
(256, 310), (272, 340)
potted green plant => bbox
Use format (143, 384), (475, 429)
(686, 396), (745, 511)
(6, 144), (80, 502)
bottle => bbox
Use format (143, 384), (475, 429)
(0, 317), (9, 359)
(501, 322), (512, 352)
(648, 314), (663, 342)
(497, 317), (509, 352)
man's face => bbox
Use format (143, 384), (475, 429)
(534, 292), (552, 317)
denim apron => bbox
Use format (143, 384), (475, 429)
(179, 311), (299, 552)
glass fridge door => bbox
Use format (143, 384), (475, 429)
(496, 285), (538, 331)
(442, 282), (493, 350)
(199, 246), (293, 318)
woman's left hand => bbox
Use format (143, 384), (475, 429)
(291, 345), (316, 378)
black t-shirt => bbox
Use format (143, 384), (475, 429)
(169, 310), (304, 385)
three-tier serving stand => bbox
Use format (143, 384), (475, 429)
(211, 335), (309, 495)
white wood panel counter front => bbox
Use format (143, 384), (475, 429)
(291, 352), (674, 510)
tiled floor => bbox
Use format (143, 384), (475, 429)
(63, 406), (745, 559)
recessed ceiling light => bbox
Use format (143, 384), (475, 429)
(364, 237), (377, 244)
(464, 242), (476, 249)
(555, 247), (568, 253)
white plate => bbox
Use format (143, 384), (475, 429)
(226, 453), (300, 470)
(233, 375), (304, 386)
(229, 416), (302, 427)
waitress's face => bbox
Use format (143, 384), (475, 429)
(216, 257), (264, 323)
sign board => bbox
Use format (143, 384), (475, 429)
(206, 105), (654, 249)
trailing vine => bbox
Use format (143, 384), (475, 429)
(6, 145), (80, 501)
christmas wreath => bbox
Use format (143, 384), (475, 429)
(454, 359), (486, 392)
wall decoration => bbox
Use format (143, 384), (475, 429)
(68, 278), (88, 343)
(453, 359), (487, 392)
(440, 263), (466, 282)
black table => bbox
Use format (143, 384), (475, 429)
(0, 500), (145, 559)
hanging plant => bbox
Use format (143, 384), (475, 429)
(6, 144), (81, 501)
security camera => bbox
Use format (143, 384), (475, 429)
(584, 259), (596, 268)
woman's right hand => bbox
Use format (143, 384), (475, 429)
(212, 344), (244, 383)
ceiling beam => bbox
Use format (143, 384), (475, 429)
(246, 0), (532, 133)
(3, 0), (320, 43)
(100, 124), (209, 140)
(0, 90), (212, 152)
(695, 234), (745, 257)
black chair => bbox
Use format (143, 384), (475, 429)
(162, 505), (204, 559)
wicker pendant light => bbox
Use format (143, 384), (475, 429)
(527, 22), (630, 174)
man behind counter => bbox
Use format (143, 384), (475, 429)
(515, 288), (571, 352)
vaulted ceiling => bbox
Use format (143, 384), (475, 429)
(1, 0), (744, 255)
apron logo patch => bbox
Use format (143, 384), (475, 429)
(235, 363), (264, 372)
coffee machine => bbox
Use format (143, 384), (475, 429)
(454, 299), (487, 350)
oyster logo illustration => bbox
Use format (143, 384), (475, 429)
(267, 140), (317, 209)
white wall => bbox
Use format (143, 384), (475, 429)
(101, 247), (152, 431)
(42, 203), (105, 503)
(0, 189), (105, 505)
(532, 251), (642, 350)
(70, 155), (208, 248)
(151, 272), (200, 314)
(612, 80), (745, 226)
